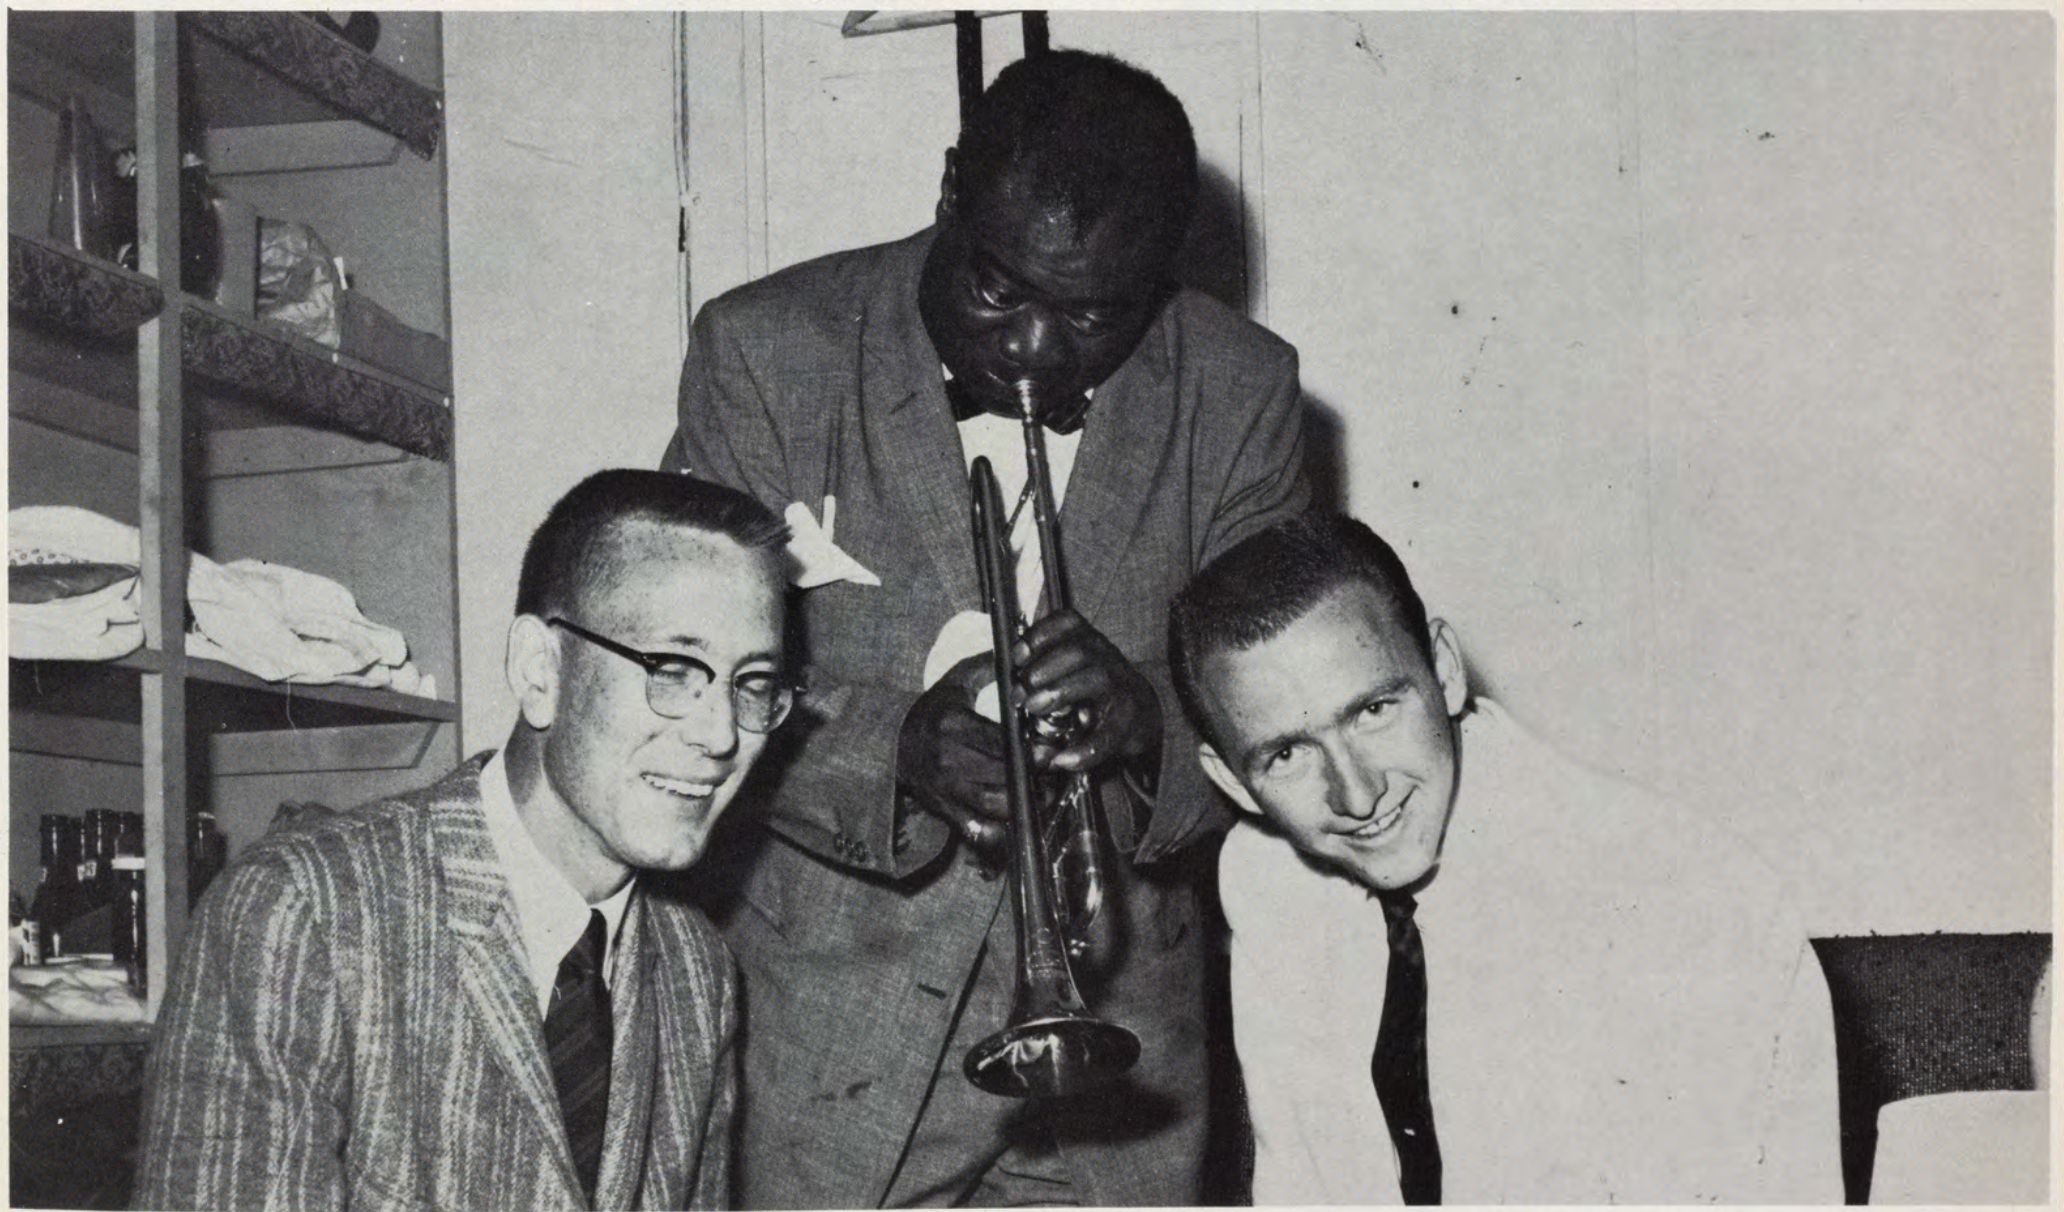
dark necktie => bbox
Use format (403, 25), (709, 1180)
(1373, 893), (1441, 1204)
(545, 910), (612, 1206)
(944, 377), (1092, 435)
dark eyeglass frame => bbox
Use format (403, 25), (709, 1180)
(548, 617), (794, 733)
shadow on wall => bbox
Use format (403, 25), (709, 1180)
(1179, 161), (1250, 316)
(1293, 390), (1507, 703)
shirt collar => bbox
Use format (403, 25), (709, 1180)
(478, 753), (634, 1016)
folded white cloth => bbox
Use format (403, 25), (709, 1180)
(10, 505), (145, 660)
(9, 504), (141, 567)
(9, 506), (431, 692)
(188, 556), (412, 684)
(10, 577), (143, 660)
(784, 496), (881, 590)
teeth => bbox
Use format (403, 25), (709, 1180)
(644, 773), (717, 798)
(1349, 801), (1405, 840)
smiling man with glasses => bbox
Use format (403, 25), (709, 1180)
(547, 616), (794, 734)
(139, 469), (790, 1212)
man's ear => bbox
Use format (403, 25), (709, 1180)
(506, 614), (561, 731)
(1428, 618), (1469, 718)
(936, 147), (960, 225)
(1198, 742), (1265, 819)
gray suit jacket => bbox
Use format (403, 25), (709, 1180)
(135, 756), (737, 1211)
(663, 229), (1308, 1207)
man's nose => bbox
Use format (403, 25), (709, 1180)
(1327, 751), (1383, 821)
(999, 308), (1066, 373)
(671, 685), (742, 759)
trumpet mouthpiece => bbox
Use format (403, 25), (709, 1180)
(1014, 378), (1038, 422)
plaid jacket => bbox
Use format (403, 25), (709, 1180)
(136, 755), (736, 1211)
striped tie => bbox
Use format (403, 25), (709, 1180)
(1373, 893), (1441, 1204)
(546, 910), (612, 1206)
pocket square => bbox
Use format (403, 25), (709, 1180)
(784, 496), (882, 590)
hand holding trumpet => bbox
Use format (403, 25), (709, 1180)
(898, 615), (1160, 854)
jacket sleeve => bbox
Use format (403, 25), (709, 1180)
(135, 853), (350, 1212)
(1136, 341), (1312, 862)
(662, 303), (945, 879)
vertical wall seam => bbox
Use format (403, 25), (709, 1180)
(1628, 12), (1661, 764)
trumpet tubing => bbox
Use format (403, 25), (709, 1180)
(962, 448), (1139, 1099)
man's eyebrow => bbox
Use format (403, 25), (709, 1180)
(972, 248), (1125, 310)
(1333, 675), (1412, 726)
(1238, 725), (1312, 775)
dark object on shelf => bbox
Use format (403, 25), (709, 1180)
(9, 563), (137, 606)
(188, 11), (441, 159)
(47, 98), (120, 262)
(1811, 932), (2052, 1203)
(8, 234), (165, 339)
(65, 809), (122, 957)
(106, 152), (223, 300)
(112, 869), (146, 998)
(28, 816), (83, 961)
(306, 11), (381, 54)
(188, 811), (228, 905)
(340, 291), (451, 393)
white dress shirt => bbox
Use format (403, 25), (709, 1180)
(922, 372), (1085, 699)
(953, 403), (1082, 620)
(1222, 700), (1844, 1205)
(477, 754), (634, 1017)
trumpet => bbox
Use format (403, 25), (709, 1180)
(960, 381), (1140, 1099)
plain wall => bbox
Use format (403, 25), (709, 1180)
(446, 12), (687, 749)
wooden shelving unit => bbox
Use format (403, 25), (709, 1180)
(8, 19), (459, 1195)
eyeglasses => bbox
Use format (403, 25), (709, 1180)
(548, 617), (794, 733)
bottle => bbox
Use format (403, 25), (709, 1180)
(188, 811), (227, 905)
(12, 892), (39, 968)
(47, 96), (118, 260)
(112, 814), (146, 997)
(28, 816), (82, 962)
(81, 809), (119, 909)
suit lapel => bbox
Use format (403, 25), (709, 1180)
(860, 232), (982, 612)
(594, 890), (657, 1210)
(433, 785), (587, 1206)
(1058, 315), (1175, 624)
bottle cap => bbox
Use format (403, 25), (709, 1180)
(111, 855), (145, 872)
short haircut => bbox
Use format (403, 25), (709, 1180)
(1169, 513), (1433, 745)
(515, 469), (788, 620)
(958, 49), (1198, 252)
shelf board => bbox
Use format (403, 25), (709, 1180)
(9, 233), (164, 340)
(186, 656), (457, 729)
(10, 653), (159, 725)
(9, 255), (453, 464)
(13, 710), (443, 776)
(9, 12), (441, 160)
(10, 1020), (153, 1051)
(187, 12), (442, 159)
(182, 299), (452, 462)
(9, 654), (455, 734)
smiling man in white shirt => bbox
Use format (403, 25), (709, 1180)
(1169, 512), (1842, 1205)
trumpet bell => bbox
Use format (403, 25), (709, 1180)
(963, 1013), (1143, 1099)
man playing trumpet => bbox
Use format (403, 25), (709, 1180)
(663, 48), (1309, 1208)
